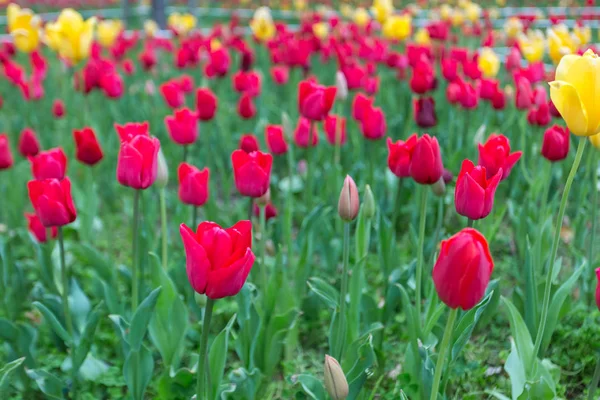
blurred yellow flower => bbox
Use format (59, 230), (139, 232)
(371, 0), (394, 24)
(547, 25), (578, 64)
(439, 4), (452, 21)
(313, 22), (329, 40)
(45, 9), (96, 64)
(590, 133), (600, 149)
(518, 30), (545, 63)
(354, 7), (371, 27)
(550, 49), (600, 136)
(168, 12), (196, 36)
(250, 6), (276, 41)
(414, 28), (431, 45)
(340, 4), (353, 18)
(8, 4), (41, 53)
(144, 20), (158, 37)
(210, 38), (221, 51)
(478, 47), (500, 77)
(497, 0), (506, 5)
(97, 19), (123, 48)
(382, 14), (411, 41)
(451, 10), (465, 27)
(464, 2), (481, 22)
(294, 0), (306, 11)
(574, 24), (591, 46)
(488, 7), (500, 20)
(504, 17), (523, 39)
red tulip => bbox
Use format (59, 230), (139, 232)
(414, 97), (437, 128)
(271, 65), (289, 85)
(541, 125), (570, 162)
(165, 108), (199, 145)
(115, 122), (150, 141)
(515, 76), (533, 110)
(139, 47), (157, 70)
(18, 128), (40, 157)
(409, 62), (435, 94)
(73, 127), (103, 166)
(455, 159), (502, 220)
(238, 93), (257, 119)
(231, 150), (272, 197)
(52, 99), (65, 119)
(527, 103), (551, 127)
(122, 59), (135, 75)
(363, 76), (379, 96)
(0, 134), (14, 169)
(177, 75), (194, 93)
(478, 134), (522, 180)
(196, 88), (218, 121)
(360, 103), (386, 140)
(29, 148), (67, 181)
(491, 88), (506, 110)
(204, 47), (231, 78)
(387, 135), (417, 178)
(180, 220), (255, 299)
(297, 79), (336, 121)
(178, 162), (209, 207)
(351, 92), (373, 122)
(505, 47), (521, 71)
(446, 82), (462, 105)
(160, 81), (185, 109)
(478, 78), (498, 101)
(116, 128), (160, 190)
(100, 72), (124, 99)
(458, 80), (479, 109)
(342, 64), (367, 90)
(233, 70), (261, 97)
(239, 134), (260, 153)
(410, 134), (443, 185)
(548, 99), (561, 118)
(252, 201), (278, 220)
(25, 212), (58, 242)
(324, 115), (347, 145)
(294, 117), (319, 148)
(27, 177), (77, 227)
(265, 125), (288, 155)
(432, 228), (494, 310)
(441, 58), (459, 82)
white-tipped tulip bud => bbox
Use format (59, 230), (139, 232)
(338, 175), (359, 222)
(324, 355), (349, 400)
(431, 176), (446, 197)
(156, 148), (169, 189)
(335, 71), (348, 101)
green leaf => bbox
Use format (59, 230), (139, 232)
(33, 301), (72, 344)
(263, 308), (299, 377)
(307, 277), (339, 310)
(345, 334), (377, 400)
(209, 315), (236, 400)
(293, 374), (326, 399)
(501, 297), (534, 376)
(235, 285), (262, 370)
(69, 278), (91, 335)
(72, 302), (104, 372)
(451, 291), (494, 361)
(129, 286), (162, 352)
(108, 314), (130, 354)
(504, 339), (526, 400)
(0, 357), (25, 394)
(26, 368), (65, 399)
(227, 367), (262, 400)
(70, 244), (114, 283)
(123, 346), (154, 400)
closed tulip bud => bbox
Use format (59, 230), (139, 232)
(298, 79), (336, 121)
(363, 185), (376, 219)
(431, 177), (446, 197)
(116, 125), (161, 190)
(294, 117), (319, 148)
(18, 128), (40, 157)
(196, 88), (218, 121)
(156, 149), (169, 188)
(231, 150), (272, 198)
(324, 355), (349, 400)
(410, 134), (443, 185)
(27, 177), (77, 227)
(239, 134), (260, 153)
(413, 97), (437, 128)
(238, 93), (257, 119)
(324, 115), (347, 146)
(165, 108), (199, 146)
(432, 228), (494, 310)
(265, 125), (288, 155)
(595, 268), (600, 312)
(360, 104), (387, 140)
(0, 134), (14, 170)
(335, 71), (348, 101)
(160, 81), (185, 109)
(73, 127), (103, 166)
(455, 159), (502, 220)
(338, 175), (359, 222)
(178, 162), (209, 206)
(270, 65), (289, 85)
(52, 99), (65, 119)
(541, 125), (570, 162)
(29, 147), (67, 181)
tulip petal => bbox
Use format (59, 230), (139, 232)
(206, 248), (255, 299)
(180, 224), (210, 294)
(549, 81), (589, 136)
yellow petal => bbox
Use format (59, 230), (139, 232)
(590, 132), (600, 149)
(549, 81), (589, 136)
(560, 54), (600, 134)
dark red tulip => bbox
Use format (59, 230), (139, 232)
(324, 115), (347, 145)
(360, 103), (386, 140)
(231, 150), (272, 197)
(116, 127), (160, 190)
(178, 162), (209, 207)
(432, 228), (494, 310)
(238, 93), (257, 119)
(180, 220), (255, 299)
(265, 125), (288, 155)
(297, 79), (336, 121)
(253, 202), (278, 220)
(414, 97), (437, 128)
(455, 159), (502, 220)
(387, 135), (417, 178)
(52, 99), (65, 119)
(27, 177), (77, 227)
(160, 81), (185, 109)
(294, 117), (319, 148)
(29, 148), (67, 181)
(73, 127), (103, 166)
(165, 108), (199, 145)
(410, 134), (443, 185)
(478, 134), (522, 180)
(18, 128), (40, 157)
(541, 125), (570, 162)
(352, 92), (373, 122)
(271, 65), (289, 85)
(0, 134), (14, 169)
(196, 88), (218, 121)
(25, 212), (58, 242)
(239, 134), (260, 153)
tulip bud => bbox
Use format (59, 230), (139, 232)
(431, 177), (446, 197)
(324, 355), (349, 400)
(338, 175), (359, 222)
(156, 148), (169, 188)
(363, 185), (376, 219)
(335, 71), (348, 101)
(281, 111), (294, 142)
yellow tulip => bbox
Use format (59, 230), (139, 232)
(340, 4), (353, 18)
(250, 6), (276, 41)
(44, 9), (96, 64)
(518, 31), (545, 63)
(294, 0), (306, 11)
(439, 4), (452, 21)
(97, 19), (123, 48)
(144, 20), (158, 37)
(547, 26), (578, 65)
(371, 0), (393, 24)
(464, 2), (481, 22)
(9, 5), (41, 53)
(312, 22), (329, 40)
(451, 10), (464, 27)
(414, 28), (431, 46)
(382, 14), (411, 41)
(168, 12), (196, 36)
(478, 47), (500, 77)
(549, 49), (600, 137)
(210, 38), (221, 51)
(590, 133), (600, 149)
(353, 8), (370, 27)
(504, 17), (523, 39)
(574, 24), (591, 46)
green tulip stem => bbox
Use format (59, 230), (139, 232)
(58, 227), (77, 399)
(183, 144), (188, 164)
(259, 204), (268, 304)
(192, 205), (198, 229)
(416, 186), (429, 327)
(391, 179), (404, 232)
(429, 308), (458, 400)
(196, 298), (215, 400)
(160, 188), (168, 269)
(588, 353), (600, 400)
(335, 222), (351, 362)
(132, 189), (141, 312)
(285, 145), (295, 274)
(467, 218), (474, 228)
(533, 138), (587, 361)
(589, 152), (598, 303)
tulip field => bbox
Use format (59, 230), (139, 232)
(1, 1), (600, 399)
